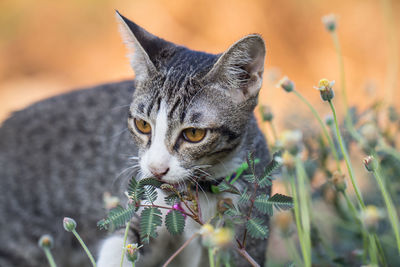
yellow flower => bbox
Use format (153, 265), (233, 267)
(361, 205), (384, 231)
(212, 228), (234, 247)
(200, 223), (214, 236)
(315, 78), (335, 101)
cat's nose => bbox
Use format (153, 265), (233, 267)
(149, 166), (169, 179)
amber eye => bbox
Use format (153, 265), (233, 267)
(134, 118), (151, 134)
(182, 128), (206, 143)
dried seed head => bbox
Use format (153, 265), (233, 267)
(363, 155), (378, 172)
(63, 217), (77, 232)
(277, 76), (295, 92)
(322, 14), (337, 32)
(38, 234), (54, 249)
(260, 105), (274, 122)
(315, 79), (335, 101)
(332, 171), (347, 192)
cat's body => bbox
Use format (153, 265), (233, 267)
(0, 12), (270, 267)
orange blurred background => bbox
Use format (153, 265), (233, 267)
(0, 0), (399, 125)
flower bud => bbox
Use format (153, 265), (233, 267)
(332, 171), (347, 192)
(281, 130), (303, 155)
(360, 123), (379, 149)
(363, 155), (378, 172)
(277, 76), (295, 92)
(125, 243), (140, 262)
(260, 105), (274, 122)
(38, 234), (54, 249)
(322, 14), (337, 32)
(361, 205), (383, 231)
(324, 115), (334, 126)
(63, 217), (77, 232)
(315, 79), (335, 101)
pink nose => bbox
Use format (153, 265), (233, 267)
(149, 167), (169, 179)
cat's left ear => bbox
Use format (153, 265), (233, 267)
(203, 35), (266, 102)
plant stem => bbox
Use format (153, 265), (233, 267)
(283, 236), (303, 267)
(368, 234), (379, 266)
(43, 247), (57, 267)
(331, 31), (349, 117)
(329, 100), (365, 210)
(235, 248), (260, 267)
(162, 233), (199, 267)
(295, 157), (312, 267)
(268, 121), (278, 142)
(71, 229), (97, 267)
(372, 158), (400, 254)
(289, 178), (309, 267)
(208, 248), (215, 267)
(120, 221), (131, 267)
(293, 90), (341, 171)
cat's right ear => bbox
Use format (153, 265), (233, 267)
(115, 11), (174, 82)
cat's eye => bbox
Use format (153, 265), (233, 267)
(134, 118), (151, 134)
(182, 128), (206, 143)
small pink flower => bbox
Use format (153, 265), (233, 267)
(168, 203), (186, 218)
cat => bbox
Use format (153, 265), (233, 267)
(0, 11), (270, 267)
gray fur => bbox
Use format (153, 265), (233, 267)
(0, 12), (270, 267)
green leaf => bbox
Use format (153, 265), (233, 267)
(165, 210), (185, 235)
(254, 193), (293, 216)
(262, 152), (282, 177)
(141, 185), (158, 204)
(217, 180), (241, 195)
(254, 194), (272, 215)
(127, 177), (140, 203)
(138, 177), (163, 188)
(257, 176), (272, 188)
(224, 204), (242, 217)
(140, 207), (162, 243)
(97, 204), (136, 230)
(238, 188), (251, 205)
(268, 193), (294, 213)
(164, 194), (180, 206)
(246, 217), (269, 239)
(243, 174), (256, 183)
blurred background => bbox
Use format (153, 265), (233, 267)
(1, 0), (399, 264)
(1, 0), (399, 124)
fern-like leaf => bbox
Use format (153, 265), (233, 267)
(217, 180), (241, 194)
(254, 193), (293, 216)
(262, 152), (282, 178)
(268, 193), (294, 213)
(141, 185), (158, 204)
(239, 188), (251, 205)
(97, 204), (136, 230)
(138, 177), (163, 188)
(257, 176), (272, 188)
(164, 194), (180, 206)
(140, 207), (162, 243)
(254, 194), (272, 215)
(243, 174), (256, 183)
(246, 217), (269, 239)
(165, 210), (185, 235)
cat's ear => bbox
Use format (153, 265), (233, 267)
(203, 35), (266, 102)
(115, 11), (175, 82)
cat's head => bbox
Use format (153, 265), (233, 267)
(117, 12), (266, 185)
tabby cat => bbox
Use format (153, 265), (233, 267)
(0, 11), (270, 267)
